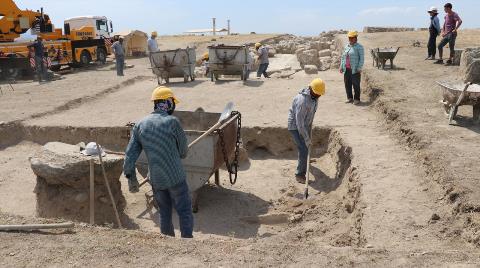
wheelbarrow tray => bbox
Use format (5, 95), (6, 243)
(135, 110), (238, 192)
(149, 48), (196, 83)
(208, 44), (251, 80)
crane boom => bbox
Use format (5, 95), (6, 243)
(0, 0), (50, 42)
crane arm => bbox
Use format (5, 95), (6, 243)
(0, 0), (43, 42)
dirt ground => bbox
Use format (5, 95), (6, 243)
(1, 31), (480, 267)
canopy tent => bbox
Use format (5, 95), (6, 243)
(114, 30), (148, 57)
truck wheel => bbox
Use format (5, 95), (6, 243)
(3, 67), (19, 80)
(97, 48), (107, 64)
(80, 50), (91, 66)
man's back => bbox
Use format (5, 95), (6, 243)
(124, 111), (188, 190)
(112, 41), (124, 56)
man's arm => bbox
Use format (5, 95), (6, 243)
(295, 97), (311, 146)
(454, 14), (463, 31)
(173, 118), (188, 159)
(123, 125), (142, 183)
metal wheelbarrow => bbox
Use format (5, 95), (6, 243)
(371, 47), (400, 69)
(437, 81), (480, 124)
(149, 48), (196, 84)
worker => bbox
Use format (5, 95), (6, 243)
(287, 78), (325, 184)
(123, 86), (193, 238)
(435, 3), (462, 66)
(148, 31), (159, 53)
(340, 31), (364, 105)
(27, 36), (47, 82)
(201, 52), (209, 76)
(255, 43), (270, 79)
(426, 7), (441, 60)
(111, 36), (125, 76)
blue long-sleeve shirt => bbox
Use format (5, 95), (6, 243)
(123, 111), (188, 190)
(430, 15), (441, 34)
(287, 88), (318, 145)
(340, 42), (365, 74)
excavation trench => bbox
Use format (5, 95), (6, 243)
(0, 120), (362, 245)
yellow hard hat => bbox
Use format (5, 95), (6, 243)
(310, 78), (326, 96)
(151, 86), (179, 103)
(202, 52), (209, 60)
(151, 31), (157, 37)
(347, 31), (358, 38)
(255, 42), (262, 48)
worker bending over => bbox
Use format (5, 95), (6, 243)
(123, 87), (194, 238)
(287, 79), (325, 184)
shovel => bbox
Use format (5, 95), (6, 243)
(188, 102), (234, 148)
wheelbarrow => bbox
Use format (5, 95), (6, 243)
(149, 47), (196, 84)
(371, 47), (400, 69)
(130, 109), (242, 212)
(208, 44), (251, 81)
(437, 81), (480, 124)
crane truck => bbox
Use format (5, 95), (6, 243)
(0, 0), (114, 80)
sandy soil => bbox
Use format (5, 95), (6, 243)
(1, 31), (480, 266)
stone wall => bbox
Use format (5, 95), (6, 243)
(30, 142), (126, 226)
(363, 27), (415, 33)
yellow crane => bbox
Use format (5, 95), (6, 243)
(0, 0), (114, 79)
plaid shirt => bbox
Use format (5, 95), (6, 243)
(124, 111), (188, 190)
(340, 43), (365, 74)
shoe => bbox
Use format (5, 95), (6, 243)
(295, 175), (306, 184)
(256, 76), (261, 79)
(425, 56), (431, 60)
(353, 100), (360, 105)
(265, 76), (271, 79)
(434, 59), (444, 64)
(445, 60), (453, 66)
(345, 99), (353, 104)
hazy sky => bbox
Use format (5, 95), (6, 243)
(13, 0), (480, 36)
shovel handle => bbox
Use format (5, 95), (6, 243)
(188, 121), (222, 148)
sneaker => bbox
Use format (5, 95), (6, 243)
(345, 99), (353, 104)
(425, 56), (431, 60)
(353, 100), (360, 105)
(434, 59), (444, 64)
(256, 76), (261, 80)
(295, 175), (306, 184)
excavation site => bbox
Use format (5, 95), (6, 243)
(1, 21), (480, 266)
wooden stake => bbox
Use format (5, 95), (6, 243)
(95, 140), (123, 228)
(89, 158), (95, 225)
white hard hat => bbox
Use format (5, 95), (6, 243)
(81, 142), (106, 156)
(428, 7), (438, 13)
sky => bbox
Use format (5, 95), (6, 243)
(11, 0), (480, 36)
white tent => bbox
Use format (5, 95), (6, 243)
(115, 30), (148, 57)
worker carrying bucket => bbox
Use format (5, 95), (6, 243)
(287, 78), (325, 185)
(123, 86), (194, 238)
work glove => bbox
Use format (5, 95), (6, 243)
(126, 174), (139, 193)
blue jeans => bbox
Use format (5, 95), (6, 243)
(257, 63), (269, 77)
(290, 130), (308, 177)
(153, 180), (194, 238)
(115, 55), (124, 76)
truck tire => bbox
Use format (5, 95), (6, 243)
(80, 50), (91, 66)
(97, 48), (107, 64)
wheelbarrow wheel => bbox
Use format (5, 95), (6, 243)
(165, 77), (170, 84)
(190, 75), (195, 81)
(210, 71), (215, 82)
(184, 74), (188, 83)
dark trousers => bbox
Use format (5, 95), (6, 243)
(427, 30), (438, 58)
(35, 56), (47, 82)
(115, 55), (125, 76)
(257, 63), (269, 77)
(344, 68), (361, 101)
(153, 180), (194, 238)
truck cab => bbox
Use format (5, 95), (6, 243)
(64, 16), (113, 40)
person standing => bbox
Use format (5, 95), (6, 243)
(288, 78), (325, 184)
(340, 31), (364, 105)
(435, 3), (462, 66)
(27, 36), (47, 82)
(111, 36), (125, 76)
(255, 43), (270, 79)
(123, 86), (193, 238)
(148, 31), (159, 54)
(426, 7), (441, 60)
